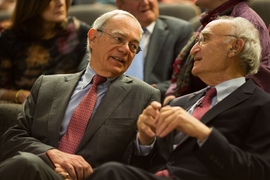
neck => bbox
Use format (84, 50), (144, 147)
(42, 21), (57, 39)
(199, 70), (245, 87)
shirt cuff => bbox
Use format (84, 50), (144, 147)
(134, 133), (156, 156)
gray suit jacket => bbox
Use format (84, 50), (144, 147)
(0, 71), (160, 168)
(144, 15), (193, 100)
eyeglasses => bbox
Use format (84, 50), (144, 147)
(195, 33), (238, 45)
(97, 29), (142, 54)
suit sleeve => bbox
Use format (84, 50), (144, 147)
(0, 75), (54, 162)
(194, 103), (270, 180)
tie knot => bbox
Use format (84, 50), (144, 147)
(142, 27), (147, 34)
(205, 87), (217, 99)
(93, 75), (106, 85)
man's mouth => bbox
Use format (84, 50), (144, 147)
(112, 56), (124, 63)
(194, 57), (202, 61)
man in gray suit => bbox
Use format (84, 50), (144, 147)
(86, 17), (270, 180)
(116, 0), (193, 101)
(0, 10), (160, 180)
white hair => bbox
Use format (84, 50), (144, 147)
(216, 16), (261, 75)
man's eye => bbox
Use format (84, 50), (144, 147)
(113, 36), (124, 43)
(129, 43), (138, 51)
(202, 37), (206, 42)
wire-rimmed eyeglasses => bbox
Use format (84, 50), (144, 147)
(97, 29), (142, 54)
(195, 33), (238, 45)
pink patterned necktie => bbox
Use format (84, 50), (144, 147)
(192, 87), (217, 120)
(155, 169), (173, 178)
(58, 75), (106, 153)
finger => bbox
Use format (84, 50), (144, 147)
(138, 103), (161, 130)
(72, 157), (92, 180)
(157, 116), (178, 138)
(73, 165), (84, 180)
(143, 102), (161, 117)
(83, 165), (94, 179)
(54, 164), (68, 178)
(138, 120), (156, 137)
(150, 101), (162, 110)
(156, 107), (180, 137)
(62, 163), (77, 180)
(138, 114), (157, 131)
(58, 172), (71, 180)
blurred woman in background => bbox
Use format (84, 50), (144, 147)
(0, 0), (90, 104)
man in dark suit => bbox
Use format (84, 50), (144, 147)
(0, 10), (160, 180)
(116, 0), (193, 101)
(86, 16), (270, 180)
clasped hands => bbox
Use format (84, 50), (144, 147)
(137, 101), (212, 145)
(46, 149), (93, 180)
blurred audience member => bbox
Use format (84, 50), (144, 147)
(71, 0), (76, 5)
(0, 0), (16, 12)
(0, 0), (16, 32)
(164, 0), (270, 104)
(159, 0), (194, 3)
(116, 0), (193, 101)
(0, 0), (90, 104)
(0, 19), (10, 32)
(95, 0), (115, 6)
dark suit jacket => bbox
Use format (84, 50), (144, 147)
(129, 79), (270, 180)
(0, 71), (160, 168)
(144, 15), (193, 100)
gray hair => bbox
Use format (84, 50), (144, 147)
(86, 9), (142, 58)
(216, 16), (261, 75)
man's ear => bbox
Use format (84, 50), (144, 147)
(88, 29), (97, 44)
(228, 38), (244, 58)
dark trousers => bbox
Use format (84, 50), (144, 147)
(87, 162), (173, 180)
(0, 152), (62, 180)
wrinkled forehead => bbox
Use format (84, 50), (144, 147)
(202, 20), (233, 35)
(105, 14), (142, 40)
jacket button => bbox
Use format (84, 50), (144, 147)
(167, 161), (175, 165)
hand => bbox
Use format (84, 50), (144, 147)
(1, 89), (30, 104)
(163, 95), (175, 105)
(46, 149), (93, 180)
(155, 106), (212, 142)
(151, 84), (156, 88)
(55, 164), (72, 180)
(137, 101), (162, 145)
(16, 90), (30, 104)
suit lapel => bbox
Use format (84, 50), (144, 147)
(47, 72), (84, 147)
(170, 88), (206, 110)
(200, 80), (255, 125)
(76, 75), (133, 152)
(144, 19), (169, 82)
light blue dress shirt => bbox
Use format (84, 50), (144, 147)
(60, 63), (113, 137)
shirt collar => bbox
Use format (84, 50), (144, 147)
(80, 63), (114, 89)
(214, 77), (246, 103)
(144, 21), (156, 34)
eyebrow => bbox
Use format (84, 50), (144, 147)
(200, 31), (211, 37)
(113, 30), (140, 44)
